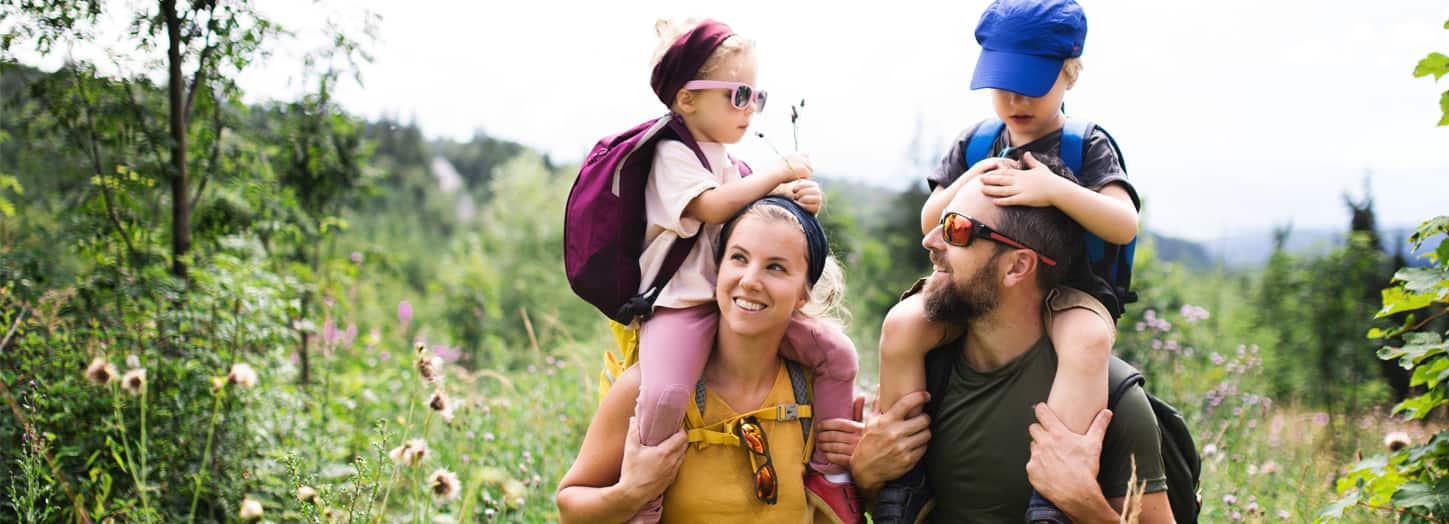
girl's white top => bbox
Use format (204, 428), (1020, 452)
(639, 140), (740, 310)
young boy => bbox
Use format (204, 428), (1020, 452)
(872, 0), (1141, 522)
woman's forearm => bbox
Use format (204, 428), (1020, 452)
(557, 482), (644, 524)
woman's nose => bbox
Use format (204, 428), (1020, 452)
(739, 265), (764, 291)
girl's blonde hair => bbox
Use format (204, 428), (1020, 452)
(649, 18), (756, 96)
(731, 204), (851, 330)
(1062, 57), (1084, 85)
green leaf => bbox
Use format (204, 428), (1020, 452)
(1411, 357), (1449, 387)
(1379, 286), (1437, 318)
(1393, 390), (1445, 419)
(1390, 481), (1443, 509)
(1317, 489), (1359, 521)
(1368, 327), (1386, 339)
(1410, 217), (1449, 249)
(1439, 90), (1449, 126)
(1416, 53), (1449, 80)
(1379, 333), (1446, 367)
(1436, 237), (1449, 265)
(1396, 267), (1448, 294)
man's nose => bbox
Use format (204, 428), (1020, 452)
(923, 224), (945, 252)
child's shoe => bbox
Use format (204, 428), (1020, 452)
(1025, 491), (1071, 524)
(871, 462), (934, 524)
(804, 469), (864, 524)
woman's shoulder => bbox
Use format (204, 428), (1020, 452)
(607, 365), (643, 407)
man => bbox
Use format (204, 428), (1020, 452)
(839, 172), (1173, 522)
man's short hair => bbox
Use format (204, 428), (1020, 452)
(993, 153), (1084, 290)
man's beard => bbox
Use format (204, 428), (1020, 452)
(923, 252), (1003, 324)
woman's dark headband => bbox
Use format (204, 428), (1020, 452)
(716, 196), (829, 287)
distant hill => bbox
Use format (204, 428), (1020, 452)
(1201, 226), (1435, 268)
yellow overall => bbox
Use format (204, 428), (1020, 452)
(660, 360), (829, 523)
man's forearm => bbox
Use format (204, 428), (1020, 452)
(1060, 494), (1120, 524)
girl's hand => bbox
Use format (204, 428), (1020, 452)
(618, 416), (688, 505)
(789, 180), (824, 214)
(977, 152), (1068, 207)
(775, 153), (813, 183)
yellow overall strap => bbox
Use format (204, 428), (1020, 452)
(683, 360), (813, 463)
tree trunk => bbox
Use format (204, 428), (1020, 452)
(162, 0), (191, 284)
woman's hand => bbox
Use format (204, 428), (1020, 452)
(617, 416), (689, 505)
(815, 395), (867, 467)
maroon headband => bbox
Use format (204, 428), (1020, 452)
(650, 19), (735, 108)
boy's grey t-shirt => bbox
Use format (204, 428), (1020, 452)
(928, 121), (1141, 317)
(927, 122), (1140, 208)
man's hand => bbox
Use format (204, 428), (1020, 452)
(815, 395), (866, 467)
(1026, 404), (1112, 516)
(978, 151), (1069, 207)
(850, 391), (932, 494)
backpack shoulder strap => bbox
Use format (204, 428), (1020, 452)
(1060, 118), (1092, 178)
(923, 341), (959, 415)
(963, 117), (1006, 170)
(728, 155), (753, 177)
(617, 115), (716, 323)
(1107, 357), (1146, 410)
(784, 359), (813, 461)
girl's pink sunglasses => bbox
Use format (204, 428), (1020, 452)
(683, 80), (768, 112)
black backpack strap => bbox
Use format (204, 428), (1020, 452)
(1107, 357), (1146, 410)
(923, 342), (959, 415)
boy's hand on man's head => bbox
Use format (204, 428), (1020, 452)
(978, 151), (1068, 208)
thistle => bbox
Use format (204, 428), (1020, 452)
(239, 496), (264, 521)
(428, 390), (455, 421)
(296, 485), (320, 504)
(429, 468), (461, 502)
(121, 368), (147, 395)
(227, 363), (259, 388)
(85, 357), (117, 385)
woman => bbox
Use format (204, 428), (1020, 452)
(556, 196), (859, 523)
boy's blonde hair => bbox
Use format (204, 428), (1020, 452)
(650, 18), (756, 91)
(1062, 57), (1083, 85)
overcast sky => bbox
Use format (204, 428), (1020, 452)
(16, 1), (1449, 241)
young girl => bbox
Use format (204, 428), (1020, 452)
(630, 18), (861, 523)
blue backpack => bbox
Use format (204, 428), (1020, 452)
(962, 117), (1138, 314)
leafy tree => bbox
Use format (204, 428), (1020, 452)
(1321, 18), (1449, 521)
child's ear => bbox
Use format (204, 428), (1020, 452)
(675, 89), (696, 114)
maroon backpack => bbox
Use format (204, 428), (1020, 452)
(564, 113), (751, 324)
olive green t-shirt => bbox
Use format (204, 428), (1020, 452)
(925, 336), (1168, 522)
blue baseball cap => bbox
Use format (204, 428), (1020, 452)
(970, 0), (1087, 98)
